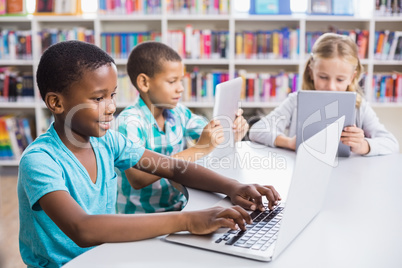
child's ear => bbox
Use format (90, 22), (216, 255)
(137, 73), (150, 93)
(45, 92), (64, 114)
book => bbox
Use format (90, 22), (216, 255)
(35, 0), (82, 15)
(3, 115), (22, 159)
(0, 0), (6, 15)
(356, 30), (369, 59)
(249, 0), (291, 15)
(332, 0), (353, 15)
(6, 0), (25, 14)
(0, 117), (14, 159)
(388, 32), (402, 60)
(35, 0), (54, 13)
(308, 0), (332, 15)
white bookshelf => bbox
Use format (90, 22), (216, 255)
(1, 0), (402, 166)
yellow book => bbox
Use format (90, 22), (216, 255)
(272, 31), (279, 59)
(235, 32), (243, 59)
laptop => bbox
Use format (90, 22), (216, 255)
(209, 77), (243, 159)
(164, 116), (345, 261)
(296, 90), (356, 157)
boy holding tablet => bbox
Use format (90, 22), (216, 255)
(115, 42), (249, 214)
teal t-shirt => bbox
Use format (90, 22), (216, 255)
(18, 123), (145, 268)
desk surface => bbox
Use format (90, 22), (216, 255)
(64, 142), (402, 268)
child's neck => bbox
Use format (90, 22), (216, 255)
(142, 97), (166, 131)
(152, 108), (166, 132)
(53, 120), (92, 153)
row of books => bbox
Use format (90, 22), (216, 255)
(308, 0), (354, 16)
(167, 28), (229, 60)
(166, 0), (229, 15)
(98, 0), (161, 15)
(375, 0), (402, 16)
(0, 29), (32, 60)
(34, 0), (82, 15)
(4, 27), (402, 63)
(372, 72), (402, 103)
(182, 68), (229, 102)
(0, 114), (34, 160)
(39, 28), (95, 53)
(235, 28), (299, 60)
(116, 70), (138, 102)
(306, 29), (369, 59)
(237, 70), (299, 102)
(0, 67), (34, 102)
(181, 69), (299, 103)
(374, 31), (402, 61)
(101, 31), (161, 59)
(0, 0), (25, 15)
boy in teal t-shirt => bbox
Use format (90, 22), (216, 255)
(18, 40), (280, 267)
(115, 41), (249, 214)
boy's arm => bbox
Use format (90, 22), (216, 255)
(133, 150), (281, 211)
(39, 190), (251, 247)
(233, 109), (249, 142)
(125, 120), (223, 189)
(176, 119), (224, 161)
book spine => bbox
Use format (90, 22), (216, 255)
(203, 29), (211, 59)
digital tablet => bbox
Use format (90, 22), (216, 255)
(210, 77), (243, 158)
(296, 90), (356, 157)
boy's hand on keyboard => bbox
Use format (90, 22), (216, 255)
(184, 206), (252, 235)
(227, 183), (281, 211)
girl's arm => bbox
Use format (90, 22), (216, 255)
(249, 93), (297, 147)
(355, 102), (399, 156)
(274, 135), (296, 151)
(39, 190), (251, 247)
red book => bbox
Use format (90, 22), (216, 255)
(248, 78), (254, 102)
(270, 76), (276, 99)
(26, 32), (32, 59)
(203, 29), (211, 59)
(357, 30), (369, 59)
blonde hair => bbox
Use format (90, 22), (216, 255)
(302, 33), (364, 108)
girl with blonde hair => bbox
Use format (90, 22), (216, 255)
(249, 33), (399, 156)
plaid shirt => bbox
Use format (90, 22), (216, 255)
(115, 97), (208, 213)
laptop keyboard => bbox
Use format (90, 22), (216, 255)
(215, 205), (284, 251)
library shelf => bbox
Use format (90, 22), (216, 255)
(1, 0), (402, 165)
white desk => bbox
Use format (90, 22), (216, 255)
(64, 142), (402, 268)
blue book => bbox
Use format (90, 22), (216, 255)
(380, 76), (387, 102)
(281, 27), (290, 59)
(249, 0), (291, 15)
(332, 0), (354, 15)
(120, 33), (127, 59)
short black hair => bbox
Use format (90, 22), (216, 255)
(36, 40), (115, 101)
(126, 41), (182, 90)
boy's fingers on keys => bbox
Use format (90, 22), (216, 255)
(259, 186), (281, 210)
(233, 194), (262, 212)
(219, 206), (251, 230)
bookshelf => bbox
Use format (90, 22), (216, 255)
(1, 0), (402, 166)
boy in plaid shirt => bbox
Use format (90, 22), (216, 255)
(115, 42), (249, 214)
